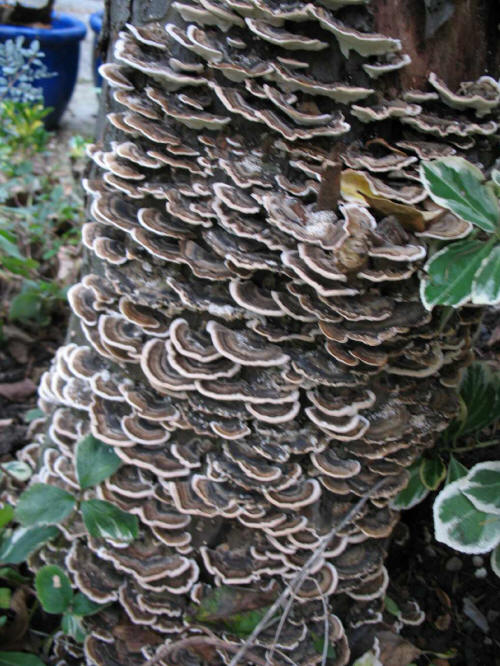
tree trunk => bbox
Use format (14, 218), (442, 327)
(32, 1), (498, 664)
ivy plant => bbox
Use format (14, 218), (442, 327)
(433, 462), (500, 570)
(0, 435), (131, 646)
(5, 435), (133, 551)
(35, 564), (108, 643)
(419, 157), (500, 308)
(392, 362), (500, 576)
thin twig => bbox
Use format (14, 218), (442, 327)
(266, 591), (297, 665)
(142, 636), (268, 666)
(313, 578), (330, 666)
(228, 477), (388, 666)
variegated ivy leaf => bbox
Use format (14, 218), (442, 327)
(461, 461), (500, 515)
(391, 459), (429, 510)
(0, 461), (32, 482)
(0, 526), (59, 564)
(420, 157), (500, 233)
(15, 483), (76, 527)
(444, 362), (500, 440)
(420, 238), (493, 309)
(81, 499), (138, 543)
(491, 544), (500, 578)
(471, 244), (500, 305)
(75, 435), (121, 490)
(433, 477), (500, 554)
(419, 456), (446, 491)
(446, 455), (468, 484)
(35, 565), (73, 614)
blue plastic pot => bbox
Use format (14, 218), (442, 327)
(0, 13), (87, 128)
(89, 11), (103, 89)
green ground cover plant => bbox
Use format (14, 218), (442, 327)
(0, 38), (84, 333)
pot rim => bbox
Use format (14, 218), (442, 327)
(89, 10), (103, 35)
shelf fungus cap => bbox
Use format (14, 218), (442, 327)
(206, 320), (290, 367)
(307, 6), (402, 57)
(245, 18), (328, 51)
(263, 479), (321, 509)
(363, 53), (411, 79)
(429, 72), (500, 117)
(350, 100), (421, 123)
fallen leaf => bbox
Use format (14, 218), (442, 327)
(340, 169), (440, 231)
(0, 379), (37, 401)
(6, 340), (29, 365)
(462, 597), (489, 633)
(56, 245), (82, 285)
(1, 325), (35, 343)
(435, 587), (452, 608)
(0, 587), (29, 648)
(377, 631), (421, 666)
(434, 613), (451, 631)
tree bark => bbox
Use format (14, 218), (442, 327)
(32, 1), (499, 664)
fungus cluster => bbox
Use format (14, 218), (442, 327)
(22, 1), (499, 664)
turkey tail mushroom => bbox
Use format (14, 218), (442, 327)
(21, 0), (500, 664)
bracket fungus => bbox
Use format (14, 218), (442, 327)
(20, 1), (500, 665)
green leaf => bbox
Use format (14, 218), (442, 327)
(15, 483), (76, 527)
(420, 157), (500, 232)
(0, 588), (11, 609)
(311, 632), (336, 659)
(1, 461), (32, 482)
(0, 231), (23, 260)
(9, 292), (44, 323)
(446, 455), (468, 484)
(384, 595), (401, 617)
(421, 239), (493, 309)
(391, 459), (430, 510)
(0, 505), (14, 530)
(223, 607), (271, 636)
(471, 244), (500, 305)
(433, 478), (500, 554)
(23, 409), (44, 424)
(462, 461), (500, 515)
(420, 456), (447, 490)
(61, 612), (86, 643)
(81, 500), (138, 543)
(71, 592), (107, 617)
(0, 526), (58, 564)
(0, 653), (46, 666)
(190, 584), (278, 626)
(0, 617), (6, 628)
(35, 565), (73, 614)
(449, 362), (500, 438)
(491, 544), (500, 578)
(75, 435), (121, 490)
(352, 650), (383, 666)
(0, 568), (29, 585)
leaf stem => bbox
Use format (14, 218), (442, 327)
(449, 439), (500, 453)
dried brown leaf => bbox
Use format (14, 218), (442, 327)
(0, 378), (37, 401)
(377, 631), (421, 666)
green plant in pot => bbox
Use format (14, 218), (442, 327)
(0, 1), (86, 128)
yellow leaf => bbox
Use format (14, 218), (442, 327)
(340, 169), (439, 232)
